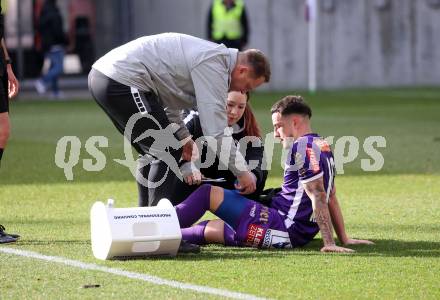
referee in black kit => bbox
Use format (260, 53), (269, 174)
(0, 3), (20, 244)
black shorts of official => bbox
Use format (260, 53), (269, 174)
(87, 68), (182, 160)
(0, 66), (9, 113)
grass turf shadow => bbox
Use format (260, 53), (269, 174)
(172, 238), (440, 261)
(15, 239), (91, 246)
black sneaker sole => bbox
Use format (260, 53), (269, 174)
(0, 235), (18, 244)
(178, 241), (201, 254)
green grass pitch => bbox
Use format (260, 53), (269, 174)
(1, 87), (439, 299)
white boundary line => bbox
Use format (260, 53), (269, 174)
(0, 247), (267, 300)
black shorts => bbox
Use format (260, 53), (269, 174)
(88, 68), (182, 160)
(0, 67), (8, 113)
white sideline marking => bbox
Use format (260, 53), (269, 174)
(0, 247), (266, 300)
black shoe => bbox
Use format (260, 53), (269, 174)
(7, 233), (20, 238)
(178, 240), (200, 254)
(0, 224), (20, 241)
(0, 234), (17, 244)
(0, 225), (17, 244)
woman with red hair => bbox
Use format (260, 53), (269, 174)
(140, 91), (267, 206)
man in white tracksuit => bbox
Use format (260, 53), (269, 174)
(88, 33), (271, 206)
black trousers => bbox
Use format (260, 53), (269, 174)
(137, 157), (196, 207)
(88, 69), (182, 206)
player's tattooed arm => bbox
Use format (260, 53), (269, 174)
(303, 177), (354, 253)
(303, 177), (335, 246)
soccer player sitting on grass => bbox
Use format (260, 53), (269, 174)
(174, 95), (373, 252)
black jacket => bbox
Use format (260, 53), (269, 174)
(185, 112), (267, 200)
(0, 5), (4, 40)
(0, 5), (7, 73)
(38, 1), (66, 52)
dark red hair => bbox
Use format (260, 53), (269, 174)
(243, 93), (262, 138)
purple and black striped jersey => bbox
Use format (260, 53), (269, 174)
(270, 133), (336, 247)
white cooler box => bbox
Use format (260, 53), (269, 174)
(90, 198), (181, 260)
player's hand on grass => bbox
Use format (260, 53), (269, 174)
(235, 171), (256, 194)
(320, 245), (355, 253)
(343, 238), (375, 246)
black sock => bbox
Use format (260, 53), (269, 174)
(0, 148), (3, 167)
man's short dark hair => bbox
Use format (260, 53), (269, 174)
(243, 49), (271, 82)
(270, 95), (312, 118)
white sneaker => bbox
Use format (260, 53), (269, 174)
(50, 91), (65, 100)
(34, 80), (46, 94)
